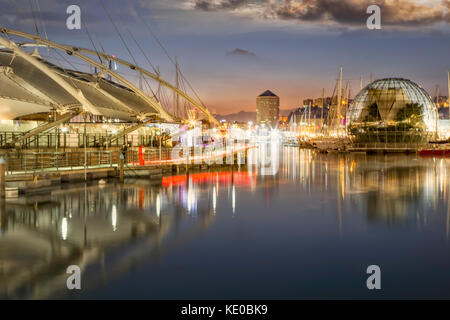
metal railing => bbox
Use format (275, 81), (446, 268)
(349, 142), (424, 151)
(0, 145), (251, 175)
(0, 131), (170, 149)
(0, 151), (114, 174)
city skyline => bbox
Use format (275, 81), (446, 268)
(1, 0), (450, 114)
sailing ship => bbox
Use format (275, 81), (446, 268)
(310, 67), (350, 153)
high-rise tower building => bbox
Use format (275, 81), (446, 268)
(256, 90), (280, 127)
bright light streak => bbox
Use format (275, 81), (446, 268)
(156, 194), (161, 217)
(61, 217), (68, 240)
(112, 204), (117, 231)
(212, 186), (217, 214)
(232, 185), (236, 216)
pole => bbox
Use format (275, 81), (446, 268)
(321, 88), (325, 131)
(159, 136), (162, 161)
(360, 76), (363, 90)
(345, 81), (350, 136)
(0, 197), (6, 232)
(54, 109), (58, 153)
(308, 102), (311, 135)
(337, 67), (343, 135)
(447, 70), (450, 120)
(436, 85), (440, 140)
(119, 153), (124, 183)
(0, 158), (5, 198)
(175, 56), (180, 118)
(138, 145), (144, 166)
(84, 115), (87, 181)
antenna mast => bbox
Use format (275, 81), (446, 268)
(175, 56), (180, 118)
(336, 67), (343, 133)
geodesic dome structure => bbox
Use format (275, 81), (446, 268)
(347, 78), (438, 144)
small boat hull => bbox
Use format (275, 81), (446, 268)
(418, 149), (450, 157)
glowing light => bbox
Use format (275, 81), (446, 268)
(186, 179), (197, 214)
(156, 194), (161, 217)
(112, 205), (117, 231)
(212, 186), (217, 214)
(61, 217), (68, 240)
(232, 185), (236, 215)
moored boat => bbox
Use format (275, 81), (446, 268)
(418, 144), (450, 157)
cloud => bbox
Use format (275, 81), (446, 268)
(194, 0), (252, 11)
(187, 0), (449, 28)
(226, 48), (257, 57)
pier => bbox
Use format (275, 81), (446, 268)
(1, 146), (252, 194)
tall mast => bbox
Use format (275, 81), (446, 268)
(337, 67), (343, 132)
(345, 81), (350, 135)
(360, 76), (363, 90)
(448, 70), (450, 120)
(436, 85), (440, 105)
(308, 101), (311, 133)
(321, 88), (325, 131)
(345, 81), (350, 103)
(436, 85), (440, 140)
(370, 72), (373, 83)
(175, 56), (180, 118)
(345, 80), (350, 113)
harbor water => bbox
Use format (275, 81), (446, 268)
(1, 147), (450, 299)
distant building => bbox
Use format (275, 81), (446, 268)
(288, 105), (329, 123)
(256, 90), (280, 127)
(434, 96), (449, 119)
(303, 99), (314, 107)
(279, 115), (288, 123)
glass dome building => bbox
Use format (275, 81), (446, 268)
(347, 78), (438, 145)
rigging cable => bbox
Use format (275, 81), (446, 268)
(99, 0), (158, 100)
(27, 0), (40, 37)
(77, 0), (104, 65)
(126, 0), (208, 110)
(108, 0), (158, 98)
(35, 0), (48, 40)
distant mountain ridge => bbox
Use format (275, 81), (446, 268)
(215, 109), (295, 123)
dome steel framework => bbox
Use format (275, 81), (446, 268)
(347, 78), (438, 145)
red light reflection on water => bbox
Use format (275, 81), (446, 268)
(162, 171), (255, 187)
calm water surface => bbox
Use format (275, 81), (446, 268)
(1, 147), (450, 299)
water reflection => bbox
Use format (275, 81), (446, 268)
(280, 148), (450, 229)
(1, 145), (450, 299)
(0, 179), (213, 298)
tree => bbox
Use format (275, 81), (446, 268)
(363, 102), (381, 122)
(395, 103), (423, 122)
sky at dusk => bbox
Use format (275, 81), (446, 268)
(1, 0), (450, 114)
